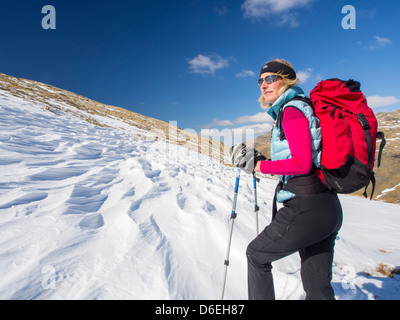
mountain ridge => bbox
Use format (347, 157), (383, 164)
(0, 72), (228, 165)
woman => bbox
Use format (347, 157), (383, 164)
(230, 59), (343, 300)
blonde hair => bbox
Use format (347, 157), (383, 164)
(258, 59), (300, 110)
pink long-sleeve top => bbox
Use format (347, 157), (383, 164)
(259, 107), (313, 176)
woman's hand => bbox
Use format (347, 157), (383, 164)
(230, 143), (266, 174)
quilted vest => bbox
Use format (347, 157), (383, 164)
(267, 86), (322, 202)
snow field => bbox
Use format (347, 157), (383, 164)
(0, 90), (399, 300)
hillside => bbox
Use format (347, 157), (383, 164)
(373, 110), (400, 203)
(0, 73), (228, 164)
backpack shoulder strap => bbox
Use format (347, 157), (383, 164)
(276, 96), (313, 141)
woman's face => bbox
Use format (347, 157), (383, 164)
(259, 72), (284, 105)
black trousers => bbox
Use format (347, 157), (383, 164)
(246, 190), (343, 300)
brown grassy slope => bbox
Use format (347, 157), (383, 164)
(0, 72), (230, 164)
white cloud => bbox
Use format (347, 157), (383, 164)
(297, 68), (313, 83)
(215, 119), (234, 126)
(367, 95), (399, 108)
(234, 123), (272, 135)
(359, 36), (392, 51)
(188, 54), (230, 75)
(235, 112), (270, 124)
(368, 35), (392, 50)
(204, 111), (272, 128)
(202, 119), (233, 129)
(242, 0), (314, 18)
(235, 70), (255, 78)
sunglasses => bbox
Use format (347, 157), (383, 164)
(258, 74), (281, 87)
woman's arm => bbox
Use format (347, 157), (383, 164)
(255, 107), (313, 175)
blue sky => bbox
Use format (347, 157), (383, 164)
(1, 0), (399, 140)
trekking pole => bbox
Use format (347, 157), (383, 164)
(221, 168), (241, 300)
(253, 173), (260, 236)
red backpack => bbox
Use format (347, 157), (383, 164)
(308, 79), (386, 198)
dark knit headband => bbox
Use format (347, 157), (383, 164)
(259, 61), (297, 80)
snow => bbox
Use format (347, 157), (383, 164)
(0, 89), (399, 300)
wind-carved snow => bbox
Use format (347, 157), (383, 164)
(0, 89), (399, 300)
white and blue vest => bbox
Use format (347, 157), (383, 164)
(267, 86), (322, 203)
